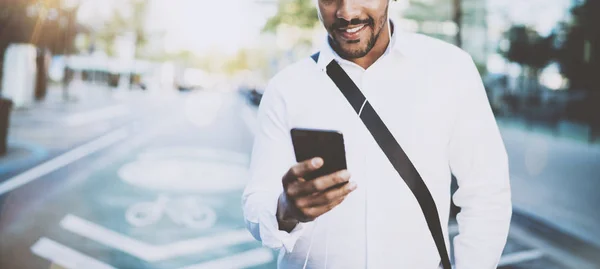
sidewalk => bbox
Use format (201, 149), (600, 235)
(498, 118), (600, 249)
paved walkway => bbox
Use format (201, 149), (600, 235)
(498, 119), (600, 248)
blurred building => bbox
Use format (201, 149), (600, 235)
(461, 0), (488, 67)
(393, 0), (489, 66)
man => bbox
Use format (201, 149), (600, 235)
(242, 0), (512, 268)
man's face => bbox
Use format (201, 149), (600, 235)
(318, 0), (389, 59)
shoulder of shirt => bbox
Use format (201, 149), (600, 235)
(394, 31), (473, 64)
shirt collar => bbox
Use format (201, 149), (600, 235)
(315, 19), (402, 71)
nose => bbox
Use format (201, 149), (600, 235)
(336, 0), (362, 23)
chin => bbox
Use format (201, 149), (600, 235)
(339, 45), (369, 59)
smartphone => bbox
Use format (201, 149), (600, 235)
(290, 128), (347, 181)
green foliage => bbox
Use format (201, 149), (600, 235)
(95, 0), (149, 58)
(263, 0), (319, 32)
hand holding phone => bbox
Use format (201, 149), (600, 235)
(275, 128), (357, 230)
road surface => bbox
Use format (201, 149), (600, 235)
(0, 86), (597, 269)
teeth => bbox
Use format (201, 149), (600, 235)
(346, 25), (364, 33)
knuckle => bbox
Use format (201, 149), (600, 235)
(301, 208), (313, 218)
(295, 198), (308, 208)
(303, 160), (313, 170)
(290, 166), (301, 177)
(286, 185), (297, 197)
(325, 191), (336, 201)
(312, 181), (324, 192)
(306, 208), (319, 219)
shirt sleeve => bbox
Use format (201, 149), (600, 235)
(241, 79), (309, 253)
(448, 53), (512, 269)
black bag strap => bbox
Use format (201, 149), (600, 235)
(311, 52), (452, 269)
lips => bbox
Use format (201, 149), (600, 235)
(337, 24), (368, 41)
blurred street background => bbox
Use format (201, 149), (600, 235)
(0, 0), (599, 268)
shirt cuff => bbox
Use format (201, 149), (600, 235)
(257, 192), (309, 253)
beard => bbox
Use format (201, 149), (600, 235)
(327, 8), (388, 59)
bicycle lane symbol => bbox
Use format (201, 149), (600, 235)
(118, 147), (250, 230)
(31, 148), (274, 269)
(126, 194), (217, 229)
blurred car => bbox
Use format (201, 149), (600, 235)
(248, 88), (263, 106)
(238, 84), (264, 106)
(176, 68), (208, 92)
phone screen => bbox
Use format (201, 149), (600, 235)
(290, 128), (347, 181)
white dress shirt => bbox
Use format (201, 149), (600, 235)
(242, 28), (512, 269)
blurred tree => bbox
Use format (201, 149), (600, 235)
(222, 48), (270, 76)
(0, 0), (81, 53)
(262, 0), (318, 33)
(528, 34), (553, 92)
(453, 0), (462, 47)
(556, 0), (600, 91)
(555, 0), (600, 135)
(0, 0), (82, 86)
(501, 25), (552, 92)
(224, 49), (250, 75)
(130, 0), (148, 55)
(501, 25), (528, 91)
(94, 0), (149, 58)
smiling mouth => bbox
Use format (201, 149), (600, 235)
(344, 24), (366, 33)
(336, 24), (368, 41)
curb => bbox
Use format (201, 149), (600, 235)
(0, 142), (48, 179)
(511, 209), (600, 266)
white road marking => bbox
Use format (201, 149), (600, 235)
(179, 248), (274, 269)
(240, 105), (257, 135)
(137, 147), (249, 165)
(118, 159), (249, 192)
(63, 105), (129, 127)
(0, 128), (129, 196)
(31, 237), (117, 269)
(60, 214), (256, 262)
(498, 249), (544, 266)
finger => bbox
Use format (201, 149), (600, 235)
(285, 180), (304, 198)
(297, 181), (357, 208)
(283, 157), (324, 184)
(301, 195), (347, 221)
(299, 169), (351, 195)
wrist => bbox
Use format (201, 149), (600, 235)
(277, 193), (299, 232)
